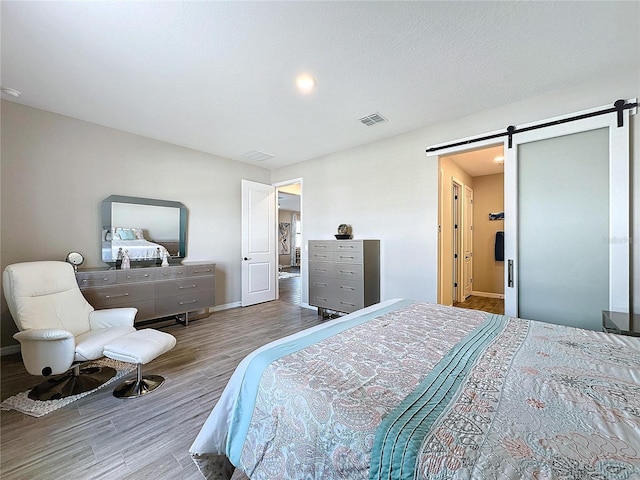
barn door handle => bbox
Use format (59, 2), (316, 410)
(508, 259), (514, 288)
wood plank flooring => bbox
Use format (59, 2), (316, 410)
(0, 275), (315, 480)
(454, 295), (504, 315)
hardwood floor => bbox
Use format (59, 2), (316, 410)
(453, 295), (504, 315)
(278, 269), (300, 305)
(0, 286), (321, 480)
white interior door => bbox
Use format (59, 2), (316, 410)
(241, 179), (277, 307)
(462, 185), (473, 299)
(504, 104), (631, 330)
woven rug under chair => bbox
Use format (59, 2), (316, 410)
(1, 358), (136, 417)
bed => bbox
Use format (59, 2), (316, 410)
(189, 299), (640, 479)
(101, 227), (170, 261)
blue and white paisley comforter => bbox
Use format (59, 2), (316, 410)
(190, 300), (640, 479)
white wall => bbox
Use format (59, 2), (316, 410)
(0, 101), (271, 347)
(272, 70), (640, 313)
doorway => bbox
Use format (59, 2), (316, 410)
(433, 101), (632, 327)
(276, 181), (302, 305)
(438, 145), (505, 315)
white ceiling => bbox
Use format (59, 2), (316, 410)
(444, 145), (505, 177)
(2, 1), (638, 170)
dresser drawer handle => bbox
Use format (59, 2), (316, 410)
(193, 269), (211, 273)
(179, 299), (198, 305)
(179, 284), (198, 289)
(314, 245), (327, 249)
(338, 256), (355, 259)
(338, 245), (355, 249)
(339, 270), (356, 275)
(315, 268), (328, 272)
(316, 297), (328, 301)
(340, 286), (355, 291)
(105, 293), (130, 299)
(340, 301), (355, 307)
(315, 282), (327, 287)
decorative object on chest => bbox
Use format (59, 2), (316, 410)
(76, 262), (215, 326)
(335, 224), (352, 240)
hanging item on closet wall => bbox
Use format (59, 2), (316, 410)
(495, 231), (505, 262)
(489, 212), (504, 221)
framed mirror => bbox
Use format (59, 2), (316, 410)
(101, 195), (187, 264)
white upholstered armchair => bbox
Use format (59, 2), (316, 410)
(2, 261), (137, 400)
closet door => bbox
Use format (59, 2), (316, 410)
(504, 106), (631, 330)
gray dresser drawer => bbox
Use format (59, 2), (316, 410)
(117, 269), (156, 284)
(126, 300), (156, 321)
(334, 250), (363, 264)
(156, 275), (214, 298)
(76, 271), (116, 288)
(82, 283), (155, 308)
(334, 263), (363, 282)
(309, 276), (331, 299)
(187, 263), (216, 277)
(309, 250), (334, 262)
(156, 291), (214, 316)
(308, 261), (335, 277)
(309, 240), (334, 252)
(156, 266), (187, 280)
(334, 241), (362, 253)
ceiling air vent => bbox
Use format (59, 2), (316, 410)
(359, 112), (387, 126)
(241, 150), (275, 162)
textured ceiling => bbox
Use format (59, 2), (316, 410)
(2, 1), (638, 170)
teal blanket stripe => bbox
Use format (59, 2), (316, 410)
(369, 314), (508, 480)
(227, 299), (414, 464)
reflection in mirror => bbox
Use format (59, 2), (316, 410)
(101, 195), (187, 264)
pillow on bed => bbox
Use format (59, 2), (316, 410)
(118, 229), (136, 240)
(133, 228), (145, 240)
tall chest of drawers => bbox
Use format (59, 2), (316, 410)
(76, 262), (215, 325)
(308, 240), (380, 315)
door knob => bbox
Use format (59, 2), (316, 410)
(243, 257), (251, 261)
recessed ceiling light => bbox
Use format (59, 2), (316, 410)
(1, 87), (21, 98)
(295, 75), (316, 93)
(494, 156), (504, 166)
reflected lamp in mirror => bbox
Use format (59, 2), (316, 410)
(101, 195), (187, 265)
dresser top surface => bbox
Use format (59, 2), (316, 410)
(77, 261), (215, 274)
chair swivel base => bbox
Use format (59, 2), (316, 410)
(28, 365), (117, 401)
(113, 374), (165, 398)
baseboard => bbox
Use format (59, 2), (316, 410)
(1, 344), (20, 356)
(471, 291), (505, 299)
(300, 302), (318, 311)
(211, 302), (241, 312)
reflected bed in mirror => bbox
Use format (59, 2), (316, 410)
(101, 195), (187, 265)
